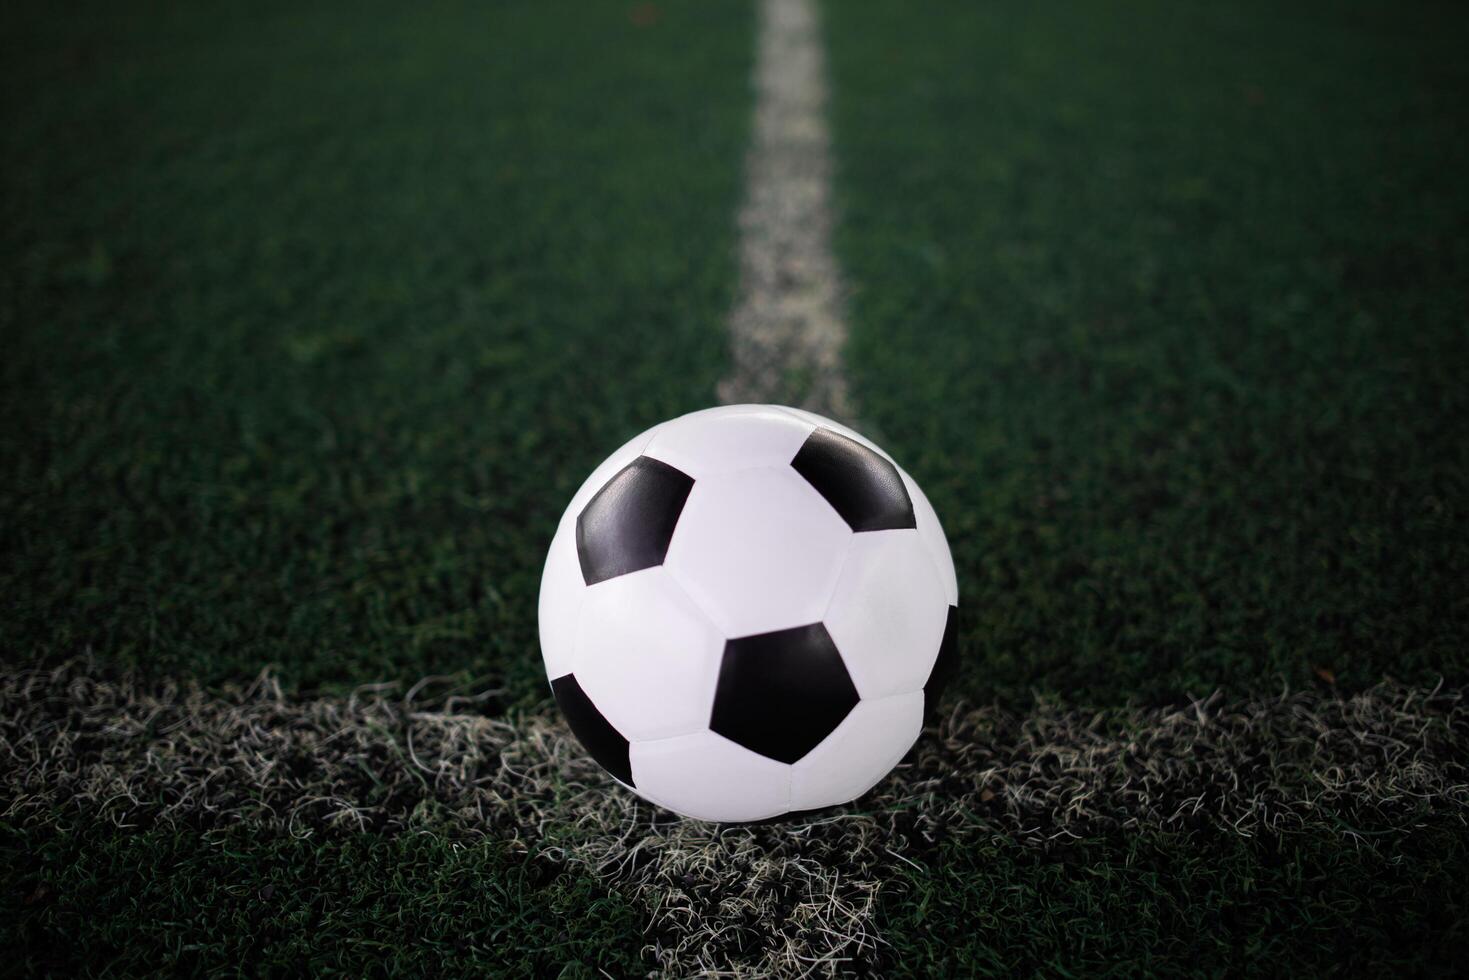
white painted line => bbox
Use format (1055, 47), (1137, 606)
(719, 0), (853, 420)
(7, 659), (1466, 975)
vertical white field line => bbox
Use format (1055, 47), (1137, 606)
(718, 0), (853, 420)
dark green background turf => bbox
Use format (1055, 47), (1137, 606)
(7, 0), (1464, 708)
(1, 0), (749, 697)
(4, 1), (751, 971)
(830, 0), (1469, 706)
(878, 823), (1468, 976)
(826, 0), (1469, 971)
(6, 822), (646, 977)
(5, 0), (1468, 974)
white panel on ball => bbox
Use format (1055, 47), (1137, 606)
(642, 405), (814, 479)
(537, 522), (586, 681)
(901, 471), (959, 607)
(629, 730), (793, 822)
(664, 467), (851, 638)
(572, 568), (724, 742)
(790, 691), (924, 810)
(824, 530), (950, 700)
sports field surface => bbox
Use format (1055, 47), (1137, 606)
(4, 0), (1467, 975)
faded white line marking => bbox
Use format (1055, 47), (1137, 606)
(8, 660), (1466, 976)
(718, 0), (853, 419)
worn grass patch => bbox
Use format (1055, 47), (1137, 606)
(5, 659), (1465, 975)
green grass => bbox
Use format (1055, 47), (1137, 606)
(0, 5), (751, 967)
(829, 0), (1469, 706)
(827, 0), (1469, 972)
(876, 822), (1469, 976)
(5, 0), (1469, 974)
(0, 0), (752, 697)
(3, 822), (646, 977)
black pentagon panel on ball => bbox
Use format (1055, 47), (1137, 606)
(576, 456), (694, 586)
(710, 623), (859, 765)
(551, 673), (634, 786)
(789, 428), (916, 532)
(924, 605), (960, 721)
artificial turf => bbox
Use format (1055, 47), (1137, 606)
(0, 0), (751, 697)
(4, 822), (645, 977)
(2, 2), (750, 969)
(829, 0), (1469, 707)
(875, 822), (1469, 976)
(4, 0), (1468, 973)
(826, 0), (1469, 971)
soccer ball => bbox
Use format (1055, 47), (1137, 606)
(538, 404), (957, 822)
